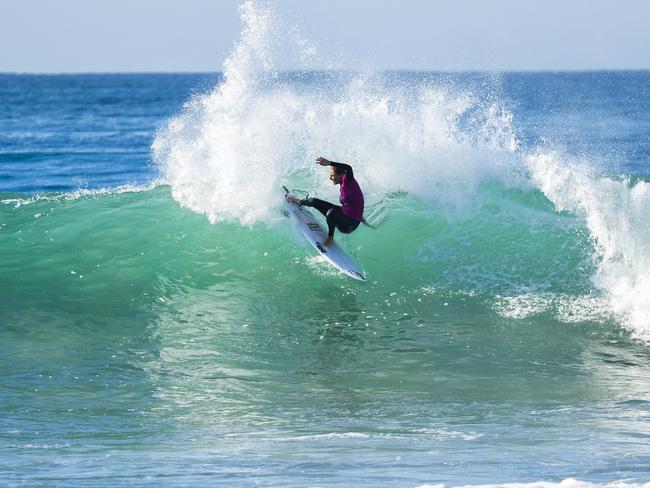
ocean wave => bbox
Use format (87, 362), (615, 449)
(151, 1), (648, 339)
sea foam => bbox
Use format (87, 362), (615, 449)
(152, 2), (520, 225)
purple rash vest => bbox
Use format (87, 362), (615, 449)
(340, 173), (364, 221)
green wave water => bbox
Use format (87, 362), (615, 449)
(2, 184), (650, 485)
(0, 182), (597, 321)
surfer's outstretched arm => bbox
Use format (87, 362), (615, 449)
(316, 157), (354, 179)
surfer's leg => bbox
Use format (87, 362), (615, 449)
(325, 207), (361, 236)
(338, 219), (361, 234)
(300, 198), (339, 218)
(325, 208), (339, 237)
(301, 198), (356, 238)
(331, 213), (361, 234)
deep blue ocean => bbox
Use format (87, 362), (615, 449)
(2, 5), (650, 487)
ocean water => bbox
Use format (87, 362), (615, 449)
(2, 4), (650, 487)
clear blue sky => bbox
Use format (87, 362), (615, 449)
(2, 0), (649, 72)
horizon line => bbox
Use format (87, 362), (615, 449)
(2, 68), (650, 76)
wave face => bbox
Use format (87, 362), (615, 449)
(2, 2), (650, 486)
(3, 184), (650, 485)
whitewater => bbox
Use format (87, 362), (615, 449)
(1, 1), (650, 486)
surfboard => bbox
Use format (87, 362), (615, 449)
(283, 188), (365, 281)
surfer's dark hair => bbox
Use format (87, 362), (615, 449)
(329, 161), (353, 179)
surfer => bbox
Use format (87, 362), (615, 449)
(288, 156), (365, 247)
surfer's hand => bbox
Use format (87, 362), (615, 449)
(316, 157), (330, 166)
(323, 236), (334, 246)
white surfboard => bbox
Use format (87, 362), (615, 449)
(284, 188), (365, 281)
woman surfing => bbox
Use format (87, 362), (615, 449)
(287, 156), (365, 247)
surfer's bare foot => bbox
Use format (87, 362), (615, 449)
(286, 195), (299, 203)
(323, 236), (334, 246)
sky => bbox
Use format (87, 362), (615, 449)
(1, 0), (649, 73)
